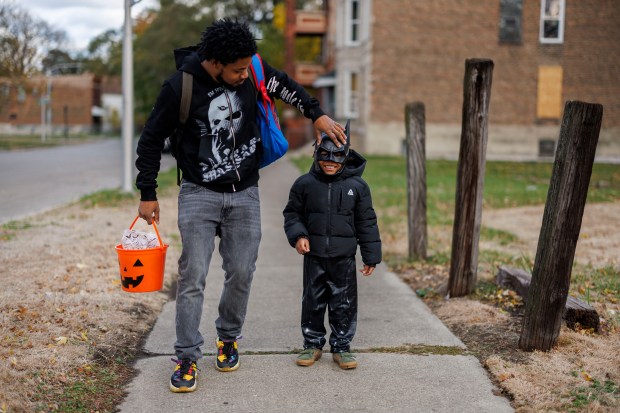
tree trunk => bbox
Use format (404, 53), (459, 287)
(448, 58), (494, 297)
(406, 102), (427, 261)
(518, 101), (603, 351)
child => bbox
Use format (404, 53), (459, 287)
(283, 121), (381, 369)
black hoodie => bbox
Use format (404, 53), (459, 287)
(283, 150), (382, 266)
(135, 49), (326, 200)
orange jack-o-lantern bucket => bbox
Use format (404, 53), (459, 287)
(115, 216), (168, 293)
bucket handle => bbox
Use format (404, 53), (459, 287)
(128, 215), (165, 247)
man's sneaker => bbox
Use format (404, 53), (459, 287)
(216, 337), (239, 372)
(332, 351), (357, 369)
(296, 348), (322, 367)
(169, 358), (198, 393)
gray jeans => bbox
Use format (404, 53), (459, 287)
(175, 181), (261, 361)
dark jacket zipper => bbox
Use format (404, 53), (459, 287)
(326, 182), (332, 250)
(224, 89), (240, 192)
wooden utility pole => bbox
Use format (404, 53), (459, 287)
(519, 101), (603, 352)
(405, 102), (427, 260)
(284, 0), (296, 77)
(448, 58), (494, 297)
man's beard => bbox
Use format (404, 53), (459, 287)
(216, 74), (239, 90)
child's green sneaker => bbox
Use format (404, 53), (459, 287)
(296, 348), (322, 366)
(332, 351), (357, 369)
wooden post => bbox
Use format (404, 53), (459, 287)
(519, 101), (603, 352)
(448, 58), (494, 297)
(284, 0), (296, 77)
(405, 102), (427, 260)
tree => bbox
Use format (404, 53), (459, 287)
(198, 0), (275, 23)
(255, 2), (285, 69)
(82, 29), (123, 76)
(133, 0), (211, 124)
(42, 49), (81, 74)
(131, 0), (276, 124)
(0, 0), (68, 78)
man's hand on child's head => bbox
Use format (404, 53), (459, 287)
(295, 237), (310, 255)
(313, 115), (346, 147)
(360, 265), (375, 276)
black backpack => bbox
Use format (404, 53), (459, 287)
(168, 71), (192, 186)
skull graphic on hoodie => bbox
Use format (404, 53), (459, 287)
(197, 89), (258, 183)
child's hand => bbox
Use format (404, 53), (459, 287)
(295, 237), (310, 255)
(360, 265), (375, 276)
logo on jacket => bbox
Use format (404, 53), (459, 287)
(347, 189), (354, 196)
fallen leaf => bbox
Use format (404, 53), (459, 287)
(581, 371), (593, 381)
(55, 336), (68, 345)
(498, 373), (513, 382)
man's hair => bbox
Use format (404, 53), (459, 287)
(196, 18), (257, 65)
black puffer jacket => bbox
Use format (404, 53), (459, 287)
(283, 150), (382, 265)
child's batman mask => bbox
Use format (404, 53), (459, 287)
(314, 120), (351, 165)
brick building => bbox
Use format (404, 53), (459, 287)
(317, 0), (620, 159)
(0, 74), (109, 135)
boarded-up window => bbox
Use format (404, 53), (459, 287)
(537, 66), (563, 119)
(499, 0), (522, 44)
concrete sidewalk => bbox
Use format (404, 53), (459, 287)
(118, 159), (512, 413)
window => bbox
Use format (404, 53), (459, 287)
(344, 71), (359, 118)
(539, 0), (565, 43)
(345, 0), (360, 45)
(499, 0), (523, 44)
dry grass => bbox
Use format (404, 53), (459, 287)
(401, 267), (619, 412)
(0, 180), (617, 412)
(393, 203), (620, 412)
(0, 196), (180, 412)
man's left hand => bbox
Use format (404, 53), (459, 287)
(313, 115), (346, 147)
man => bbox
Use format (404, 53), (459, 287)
(135, 18), (345, 393)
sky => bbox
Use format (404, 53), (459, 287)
(18, 0), (159, 53)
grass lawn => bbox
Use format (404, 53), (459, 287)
(0, 134), (113, 150)
(291, 155), (620, 412)
(290, 155), (620, 307)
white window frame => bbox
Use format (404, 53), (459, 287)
(539, 0), (565, 44)
(345, 0), (361, 46)
(343, 71), (359, 118)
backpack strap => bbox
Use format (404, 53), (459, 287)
(179, 71), (193, 124)
(175, 71), (193, 185)
(249, 54), (267, 95)
(249, 54), (279, 119)
(247, 66), (256, 90)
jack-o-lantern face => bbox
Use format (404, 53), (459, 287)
(121, 258), (144, 288)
